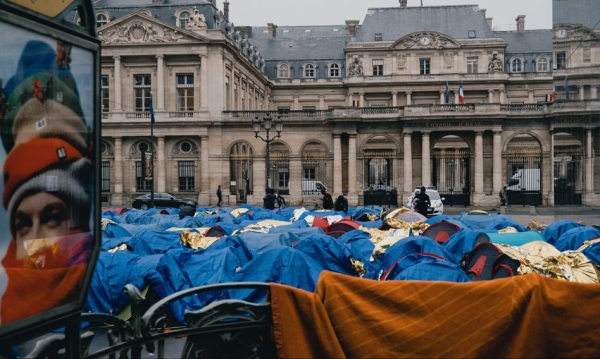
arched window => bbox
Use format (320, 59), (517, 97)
(329, 63), (340, 77)
(278, 64), (289, 78)
(96, 13), (108, 28)
(179, 11), (191, 29)
(536, 57), (549, 72)
(304, 63), (315, 78)
(511, 58), (522, 73)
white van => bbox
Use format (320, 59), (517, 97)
(302, 180), (327, 194)
(506, 169), (540, 191)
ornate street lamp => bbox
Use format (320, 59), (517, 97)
(253, 114), (282, 191)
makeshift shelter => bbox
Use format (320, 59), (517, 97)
(422, 221), (465, 244)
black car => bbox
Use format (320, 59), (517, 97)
(132, 193), (198, 210)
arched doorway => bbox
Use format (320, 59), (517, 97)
(504, 134), (543, 206)
(432, 135), (471, 206)
(554, 131), (584, 205)
(301, 141), (328, 195)
(362, 135), (397, 206)
(230, 142), (253, 203)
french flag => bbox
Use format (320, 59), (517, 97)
(551, 83), (556, 101)
(458, 84), (465, 104)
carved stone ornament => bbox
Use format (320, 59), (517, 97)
(173, 140), (199, 155)
(487, 53), (503, 73)
(348, 57), (363, 76)
(99, 20), (185, 44)
(443, 52), (455, 69)
(396, 54), (407, 69)
(395, 31), (459, 50)
(187, 7), (208, 30)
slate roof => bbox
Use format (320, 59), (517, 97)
(355, 5), (495, 42)
(93, 0), (211, 7)
(494, 30), (553, 53)
(553, 0), (600, 29)
(248, 25), (349, 60)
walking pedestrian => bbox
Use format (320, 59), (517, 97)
(415, 186), (431, 217)
(499, 186), (508, 207)
(216, 184), (222, 207)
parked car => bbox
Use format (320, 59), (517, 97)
(406, 188), (445, 216)
(132, 193), (198, 210)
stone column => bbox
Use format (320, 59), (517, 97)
(579, 85), (585, 101)
(200, 55), (208, 109)
(454, 91), (458, 104)
(493, 130), (502, 194)
(403, 131), (413, 195)
(113, 56), (122, 111)
(348, 93), (354, 106)
(488, 89), (494, 103)
(592, 86), (598, 99)
(333, 134), (342, 195)
(157, 136), (166, 192)
(439, 91), (445, 104)
(406, 91), (412, 106)
(359, 93), (364, 107)
(319, 95), (325, 110)
(549, 130), (555, 206)
(586, 128), (594, 193)
(348, 134), (357, 195)
(422, 131), (431, 187)
(156, 55), (165, 109)
(200, 135), (210, 204)
(474, 130), (484, 194)
(114, 137), (123, 194)
(392, 92), (398, 107)
(500, 90), (506, 104)
(293, 95), (299, 110)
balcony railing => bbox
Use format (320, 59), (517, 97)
(500, 104), (545, 111)
(432, 104), (475, 112)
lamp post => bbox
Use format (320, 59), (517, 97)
(253, 114), (282, 191)
(149, 92), (155, 208)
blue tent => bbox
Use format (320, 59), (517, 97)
(542, 220), (585, 245)
(553, 227), (600, 251)
(383, 253), (471, 282)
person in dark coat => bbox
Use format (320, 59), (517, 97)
(415, 186), (431, 217)
(322, 191), (334, 210)
(216, 185), (222, 207)
(334, 195), (348, 213)
(499, 186), (508, 207)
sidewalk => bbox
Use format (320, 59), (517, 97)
(442, 205), (600, 228)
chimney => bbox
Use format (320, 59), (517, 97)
(152, 0), (162, 3)
(400, 0), (408, 7)
(267, 23), (277, 38)
(480, 9), (486, 18)
(223, 1), (229, 19)
(345, 20), (359, 36)
(516, 15), (525, 31)
(487, 17), (493, 29)
(210, 0), (216, 6)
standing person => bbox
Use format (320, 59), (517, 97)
(334, 194), (348, 213)
(415, 186), (431, 217)
(499, 186), (508, 207)
(216, 185), (222, 207)
(322, 191), (334, 210)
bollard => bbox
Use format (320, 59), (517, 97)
(529, 205), (536, 215)
(500, 206), (506, 214)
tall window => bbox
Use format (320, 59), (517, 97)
(278, 64), (289, 78)
(304, 168), (315, 180)
(178, 161), (195, 192)
(511, 58), (522, 72)
(419, 58), (431, 75)
(329, 63), (340, 77)
(101, 75), (110, 113)
(136, 161), (152, 191)
(372, 59), (384, 76)
(556, 51), (566, 69)
(134, 74), (151, 112)
(278, 167), (289, 189)
(176, 73), (194, 112)
(96, 14), (108, 28)
(537, 57), (549, 72)
(467, 57), (478, 74)
(179, 11), (191, 29)
(304, 63), (315, 78)
(101, 161), (110, 192)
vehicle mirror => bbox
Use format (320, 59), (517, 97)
(441, 197), (445, 201)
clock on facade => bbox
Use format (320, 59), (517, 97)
(420, 35), (431, 45)
(556, 29), (567, 38)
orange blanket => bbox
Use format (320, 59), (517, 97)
(271, 271), (600, 358)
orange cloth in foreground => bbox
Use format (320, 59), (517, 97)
(271, 271), (600, 358)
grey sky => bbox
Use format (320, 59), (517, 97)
(226, 0), (552, 30)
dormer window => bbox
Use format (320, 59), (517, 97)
(179, 11), (191, 29)
(304, 63), (315, 78)
(329, 63), (340, 77)
(96, 13), (108, 28)
(512, 58), (522, 72)
(536, 57), (549, 72)
(278, 63), (290, 78)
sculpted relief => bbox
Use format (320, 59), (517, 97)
(396, 54), (407, 69)
(348, 57), (363, 76)
(99, 20), (186, 44)
(443, 52), (455, 69)
(395, 31), (459, 50)
(488, 53), (503, 73)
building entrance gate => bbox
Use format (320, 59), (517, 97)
(431, 148), (471, 206)
(505, 149), (543, 206)
(554, 146), (584, 205)
(363, 150), (396, 206)
(230, 143), (253, 203)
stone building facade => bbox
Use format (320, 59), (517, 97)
(95, 0), (600, 208)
